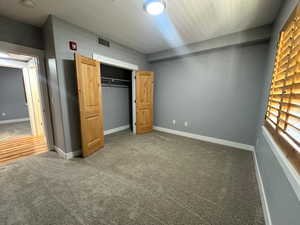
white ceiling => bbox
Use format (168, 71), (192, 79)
(0, 0), (282, 54)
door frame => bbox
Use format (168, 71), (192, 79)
(0, 41), (54, 148)
(93, 53), (138, 134)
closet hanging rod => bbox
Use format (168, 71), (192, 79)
(101, 77), (131, 82)
(102, 84), (129, 88)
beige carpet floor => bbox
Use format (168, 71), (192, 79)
(0, 130), (264, 225)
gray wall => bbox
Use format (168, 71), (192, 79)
(151, 42), (269, 146)
(0, 16), (43, 50)
(0, 66), (28, 121)
(102, 87), (130, 130)
(43, 17), (66, 151)
(45, 15), (148, 153)
(256, 132), (300, 225)
(255, 0), (300, 224)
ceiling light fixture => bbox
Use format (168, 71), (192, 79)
(0, 52), (10, 58)
(20, 0), (36, 8)
(144, 0), (166, 16)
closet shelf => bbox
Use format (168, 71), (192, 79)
(102, 84), (129, 88)
(101, 77), (131, 82)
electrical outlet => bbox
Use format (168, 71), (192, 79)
(172, 120), (176, 125)
(1, 112), (6, 116)
(184, 121), (188, 127)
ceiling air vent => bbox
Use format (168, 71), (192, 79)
(98, 37), (110, 47)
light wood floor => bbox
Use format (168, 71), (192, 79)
(0, 121), (32, 142)
(0, 136), (48, 163)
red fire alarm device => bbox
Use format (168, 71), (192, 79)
(69, 41), (77, 51)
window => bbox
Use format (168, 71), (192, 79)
(265, 4), (300, 174)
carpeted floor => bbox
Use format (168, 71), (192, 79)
(0, 130), (265, 225)
(0, 121), (32, 142)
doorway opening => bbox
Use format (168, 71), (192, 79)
(0, 51), (50, 163)
(101, 64), (133, 132)
(93, 53), (138, 135)
(0, 66), (31, 141)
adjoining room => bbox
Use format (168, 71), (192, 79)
(0, 66), (31, 141)
(0, 52), (50, 163)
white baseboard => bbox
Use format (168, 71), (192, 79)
(253, 151), (272, 225)
(104, 125), (130, 135)
(0, 117), (30, 124)
(153, 126), (254, 151)
(54, 146), (81, 160)
(54, 125), (130, 159)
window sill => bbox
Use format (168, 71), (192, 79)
(262, 126), (300, 201)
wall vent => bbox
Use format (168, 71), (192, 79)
(98, 37), (110, 47)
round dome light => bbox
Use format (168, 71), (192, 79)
(144, 0), (166, 16)
(20, 0), (36, 8)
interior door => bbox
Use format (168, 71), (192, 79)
(75, 54), (104, 157)
(136, 70), (154, 134)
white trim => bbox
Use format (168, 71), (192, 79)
(54, 146), (81, 160)
(54, 146), (65, 159)
(93, 53), (138, 134)
(132, 71), (136, 134)
(0, 58), (27, 69)
(22, 67), (36, 135)
(104, 125), (130, 135)
(0, 41), (54, 150)
(0, 118), (30, 124)
(153, 126), (255, 151)
(66, 150), (81, 159)
(93, 53), (139, 70)
(253, 151), (272, 225)
(262, 126), (300, 201)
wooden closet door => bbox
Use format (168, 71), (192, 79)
(136, 71), (154, 134)
(75, 54), (104, 157)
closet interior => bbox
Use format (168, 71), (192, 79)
(100, 64), (133, 132)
